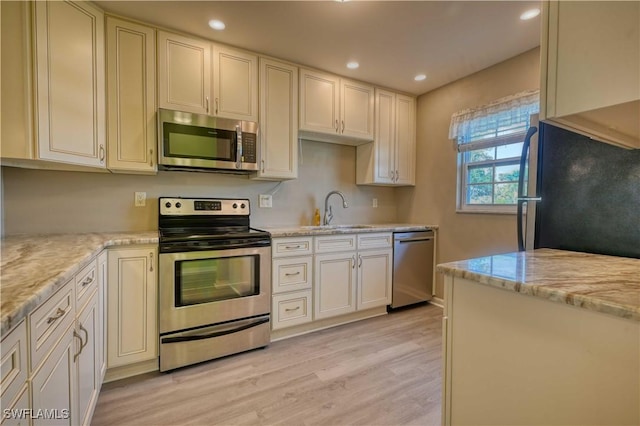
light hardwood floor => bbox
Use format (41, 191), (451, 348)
(93, 303), (443, 426)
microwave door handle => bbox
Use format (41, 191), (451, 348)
(236, 126), (243, 169)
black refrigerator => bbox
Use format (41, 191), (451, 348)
(518, 120), (640, 259)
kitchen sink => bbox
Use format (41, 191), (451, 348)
(301, 224), (376, 230)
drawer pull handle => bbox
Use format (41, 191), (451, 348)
(285, 272), (301, 276)
(81, 274), (94, 287)
(285, 245), (302, 249)
(285, 306), (300, 312)
(46, 308), (66, 324)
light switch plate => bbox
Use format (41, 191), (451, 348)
(135, 192), (146, 207)
(259, 194), (273, 208)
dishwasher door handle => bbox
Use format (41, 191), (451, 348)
(397, 237), (433, 243)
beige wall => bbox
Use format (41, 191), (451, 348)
(396, 47), (541, 298)
(2, 140), (397, 234)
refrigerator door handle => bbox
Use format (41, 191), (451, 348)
(517, 126), (538, 252)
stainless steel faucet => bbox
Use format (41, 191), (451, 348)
(323, 190), (348, 225)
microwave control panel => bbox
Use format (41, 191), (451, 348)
(241, 132), (257, 163)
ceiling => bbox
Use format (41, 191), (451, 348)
(95, 1), (542, 96)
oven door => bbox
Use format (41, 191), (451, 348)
(159, 246), (271, 334)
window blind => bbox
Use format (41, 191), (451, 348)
(449, 90), (540, 152)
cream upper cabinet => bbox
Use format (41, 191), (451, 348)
(340, 79), (375, 140)
(541, 1), (640, 149)
(254, 57), (298, 180)
(33, 0), (106, 168)
(212, 45), (258, 122)
(107, 246), (158, 369)
(157, 31), (211, 115)
(106, 17), (157, 174)
(356, 89), (416, 186)
(299, 68), (374, 145)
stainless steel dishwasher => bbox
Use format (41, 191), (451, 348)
(391, 230), (434, 308)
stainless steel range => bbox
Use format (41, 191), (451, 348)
(158, 197), (271, 372)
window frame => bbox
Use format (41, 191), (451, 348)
(456, 132), (526, 214)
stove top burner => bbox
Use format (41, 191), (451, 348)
(158, 197), (270, 253)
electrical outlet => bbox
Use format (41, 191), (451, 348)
(135, 192), (146, 207)
(372, 198), (378, 208)
(259, 194), (273, 208)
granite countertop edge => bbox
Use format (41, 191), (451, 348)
(263, 223), (438, 238)
(1, 232), (159, 336)
(437, 249), (640, 322)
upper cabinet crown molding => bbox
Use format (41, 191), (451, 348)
(540, 0), (640, 149)
(299, 68), (374, 146)
(106, 17), (157, 174)
(157, 30), (258, 122)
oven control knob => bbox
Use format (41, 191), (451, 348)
(241, 203), (246, 209)
(176, 202), (182, 208)
(165, 202), (172, 208)
(233, 203), (238, 209)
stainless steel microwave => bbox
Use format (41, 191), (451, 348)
(158, 108), (259, 173)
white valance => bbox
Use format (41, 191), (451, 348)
(449, 89), (540, 144)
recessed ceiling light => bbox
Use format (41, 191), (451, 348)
(347, 61), (359, 70)
(520, 8), (540, 20)
(208, 19), (226, 30)
(414, 74), (427, 82)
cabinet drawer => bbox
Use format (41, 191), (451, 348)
(272, 237), (313, 258)
(357, 232), (392, 250)
(29, 279), (75, 370)
(273, 256), (312, 294)
(272, 291), (312, 330)
(76, 258), (98, 310)
(0, 321), (27, 406)
(315, 234), (356, 253)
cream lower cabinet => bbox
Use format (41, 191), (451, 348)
(356, 89), (416, 186)
(253, 57), (299, 180)
(442, 274), (640, 425)
(76, 292), (100, 426)
(97, 251), (108, 381)
(314, 252), (358, 319)
(106, 17), (157, 174)
(541, 1), (640, 149)
(271, 237), (313, 330)
(1, 321), (29, 426)
(107, 246), (158, 369)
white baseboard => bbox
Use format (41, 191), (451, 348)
(430, 297), (444, 308)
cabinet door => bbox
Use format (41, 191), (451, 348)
(394, 94), (416, 186)
(314, 252), (357, 320)
(340, 79), (374, 141)
(33, 0), (105, 168)
(299, 69), (340, 135)
(107, 247), (158, 368)
(31, 326), (76, 426)
(1, 384), (29, 426)
(76, 292), (99, 426)
(97, 251), (107, 381)
(157, 31), (211, 115)
(106, 17), (157, 174)
(374, 89), (396, 183)
(357, 249), (392, 310)
(255, 58), (298, 180)
(212, 45), (258, 121)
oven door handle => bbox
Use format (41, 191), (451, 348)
(161, 316), (269, 344)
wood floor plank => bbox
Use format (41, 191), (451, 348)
(92, 303), (443, 426)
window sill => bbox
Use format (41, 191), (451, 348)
(456, 208), (518, 215)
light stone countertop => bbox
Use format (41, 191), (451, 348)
(1, 232), (159, 336)
(263, 223), (438, 238)
(437, 249), (640, 321)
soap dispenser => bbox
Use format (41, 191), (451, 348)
(313, 208), (321, 226)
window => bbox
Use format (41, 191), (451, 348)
(449, 90), (539, 213)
